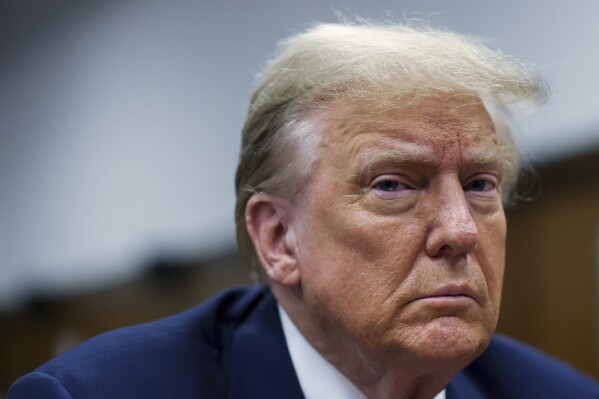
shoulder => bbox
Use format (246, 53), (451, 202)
(8, 285), (269, 399)
(459, 334), (599, 398)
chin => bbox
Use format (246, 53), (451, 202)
(406, 317), (493, 364)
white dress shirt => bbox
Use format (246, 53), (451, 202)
(279, 305), (446, 399)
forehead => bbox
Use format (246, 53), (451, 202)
(317, 95), (507, 164)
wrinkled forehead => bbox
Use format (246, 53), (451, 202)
(315, 94), (512, 161)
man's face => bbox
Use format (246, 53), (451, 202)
(290, 95), (507, 365)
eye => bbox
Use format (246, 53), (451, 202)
(463, 178), (497, 196)
(370, 176), (412, 199)
(374, 179), (405, 192)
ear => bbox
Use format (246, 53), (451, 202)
(245, 193), (300, 287)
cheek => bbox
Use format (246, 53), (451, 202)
(304, 202), (423, 278)
(296, 198), (426, 323)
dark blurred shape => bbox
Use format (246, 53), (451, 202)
(23, 295), (58, 323)
(513, 164), (543, 204)
(146, 256), (195, 292)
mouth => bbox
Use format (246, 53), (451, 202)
(414, 284), (480, 305)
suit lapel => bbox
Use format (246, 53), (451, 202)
(227, 290), (305, 399)
(446, 370), (487, 399)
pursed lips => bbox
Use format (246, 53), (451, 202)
(413, 283), (481, 305)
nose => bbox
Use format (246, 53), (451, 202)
(425, 182), (479, 258)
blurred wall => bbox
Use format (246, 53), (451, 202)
(500, 149), (599, 380)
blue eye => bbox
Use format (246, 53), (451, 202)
(463, 179), (494, 192)
(375, 180), (401, 192)
(370, 176), (413, 199)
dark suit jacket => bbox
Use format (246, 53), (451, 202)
(8, 285), (599, 398)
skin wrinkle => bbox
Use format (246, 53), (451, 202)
(266, 94), (506, 399)
(321, 96), (513, 180)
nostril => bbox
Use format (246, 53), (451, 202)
(439, 244), (451, 254)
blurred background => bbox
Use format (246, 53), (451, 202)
(1, 0), (598, 394)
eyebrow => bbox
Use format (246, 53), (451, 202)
(461, 141), (514, 168)
(354, 145), (438, 182)
(354, 141), (512, 182)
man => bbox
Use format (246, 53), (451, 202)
(8, 22), (599, 399)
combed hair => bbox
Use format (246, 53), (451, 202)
(235, 22), (548, 275)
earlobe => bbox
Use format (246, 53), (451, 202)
(245, 193), (300, 287)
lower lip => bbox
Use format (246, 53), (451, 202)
(416, 295), (476, 305)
